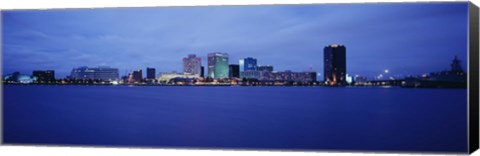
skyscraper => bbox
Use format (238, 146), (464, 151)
(200, 66), (204, 78)
(229, 64), (240, 78)
(132, 69), (142, 83)
(146, 67), (156, 80)
(239, 57), (258, 79)
(183, 54), (202, 76)
(208, 52), (229, 79)
(324, 44), (347, 85)
(239, 57), (257, 72)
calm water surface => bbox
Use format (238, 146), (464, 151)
(3, 85), (468, 153)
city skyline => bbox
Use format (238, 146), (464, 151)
(2, 2), (469, 78)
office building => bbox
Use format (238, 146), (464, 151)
(146, 67), (156, 80)
(132, 69), (142, 83)
(32, 70), (55, 82)
(229, 64), (240, 78)
(208, 52), (229, 79)
(183, 54), (202, 76)
(239, 57), (257, 72)
(324, 44), (347, 85)
(200, 66), (204, 78)
(240, 70), (260, 79)
(258, 65), (274, 72)
(70, 66), (119, 81)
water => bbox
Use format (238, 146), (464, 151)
(3, 85), (468, 153)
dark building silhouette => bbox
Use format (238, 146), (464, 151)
(309, 72), (317, 82)
(229, 64), (240, 78)
(258, 65), (274, 72)
(33, 70), (55, 82)
(451, 56), (463, 73)
(132, 69), (142, 83)
(324, 44), (346, 85)
(200, 66), (205, 78)
(146, 67), (156, 80)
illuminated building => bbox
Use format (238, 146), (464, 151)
(183, 54), (202, 76)
(32, 70), (55, 82)
(229, 64), (240, 78)
(157, 72), (200, 82)
(324, 44), (347, 85)
(70, 66), (119, 81)
(4, 72), (37, 84)
(207, 52), (229, 79)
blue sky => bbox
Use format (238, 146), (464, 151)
(2, 2), (469, 79)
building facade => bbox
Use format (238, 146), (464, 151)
(229, 64), (240, 78)
(132, 69), (142, 83)
(183, 54), (202, 76)
(70, 66), (119, 81)
(32, 70), (55, 82)
(239, 57), (257, 72)
(207, 52), (229, 79)
(158, 72), (200, 82)
(146, 67), (156, 80)
(259, 71), (316, 82)
(257, 65), (273, 72)
(324, 44), (347, 85)
(240, 70), (260, 79)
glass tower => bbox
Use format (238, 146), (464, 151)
(208, 52), (229, 79)
(239, 57), (257, 72)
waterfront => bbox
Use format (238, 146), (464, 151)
(3, 85), (467, 153)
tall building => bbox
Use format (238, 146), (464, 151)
(70, 66), (119, 81)
(200, 66), (204, 78)
(146, 67), (156, 79)
(183, 54), (202, 76)
(324, 44), (347, 85)
(257, 65), (273, 72)
(132, 69), (142, 83)
(239, 57), (257, 72)
(229, 64), (240, 78)
(207, 52), (229, 79)
(32, 70), (55, 82)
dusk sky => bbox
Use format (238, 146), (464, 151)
(2, 2), (469, 79)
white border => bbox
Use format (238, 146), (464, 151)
(0, 0), (478, 156)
